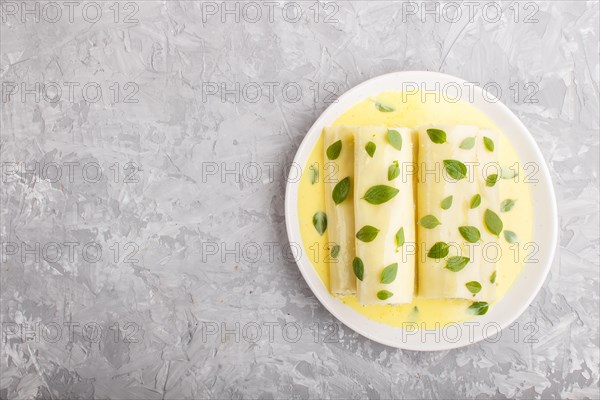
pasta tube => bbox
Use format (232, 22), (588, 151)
(416, 125), (499, 301)
(323, 126), (357, 295)
(354, 127), (416, 305)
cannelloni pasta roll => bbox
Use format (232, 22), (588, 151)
(323, 126), (357, 295)
(354, 127), (416, 305)
(417, 125), (499, 301)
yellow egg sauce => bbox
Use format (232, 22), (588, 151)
(298, 91), (533, 328)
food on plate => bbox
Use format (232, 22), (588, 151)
(296, 92), (532, 329)
(322, 124), (504, 304)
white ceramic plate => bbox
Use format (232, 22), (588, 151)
(284, 71), (558, 351)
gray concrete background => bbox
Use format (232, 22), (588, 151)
(1, 1), (598, 399)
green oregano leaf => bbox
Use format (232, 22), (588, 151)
(484, 209), (503, 237)
(356, 225), (380, 242)
(483, 136), (495, 152)
(466, 281), (482, 294)
(470, 194), (481, 209)
(330, 244), (340, 258)
(309, 163), (319, 184)
(374, 102), (395, 112)
(395, 227), (405, 250)
(353, 257), (364, 281)
(377, 290), (394, 300)
(388, 161), (400, 181)
(504, 230), (518, 244)
(386, 129), (403, 151)
(445, 256), (470, 272)
(428, 242), (449, 259)
(332, 177), (351, 205)
(363, 185), (399, 205)
(408, 306), (419, 321)
(501, 167), (518, 179)
(443, 159), (467, 180)
(458, 226), (481, 243)
(312, 212), (327, 236)
(418, 215), (441, 229)
(467, 301), (489, 315)
(380, 263), (398, 284)
(365, 141), (376, 158)
(486, 174), (499, 187)
(326, 140), (342, 160)
(441, 195), (453, 210)
(489, 271), (497, 284)
(427, 128), (447, 144)
(459, 137), (476, 150)
(500, 199), (516, 212)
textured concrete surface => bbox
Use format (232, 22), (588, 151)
(1, 1), (599, 399)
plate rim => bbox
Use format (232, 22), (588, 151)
(284, 70), (558, 351)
